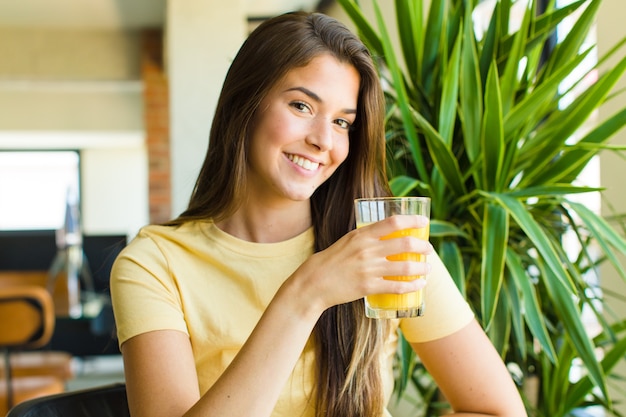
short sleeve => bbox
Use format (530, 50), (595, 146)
(399, 251), (474, 343)
(110, 232), (189, 347)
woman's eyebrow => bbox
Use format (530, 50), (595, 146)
(286, 86), (322, 102)
(286, 86), (357, 114)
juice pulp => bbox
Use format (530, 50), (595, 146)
(359, 226), (429, 311)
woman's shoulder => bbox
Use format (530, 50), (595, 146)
(118, 220), (212, 257)
(132, 220), (211, 241)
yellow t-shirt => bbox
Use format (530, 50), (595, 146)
(110, 221), (474, 417)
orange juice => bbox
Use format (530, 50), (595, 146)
(357, 225), (429, 318)
(354, 196), (431, 318)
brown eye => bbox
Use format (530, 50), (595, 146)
(291, 101), (311, 114)
(335, 119), (352, 130)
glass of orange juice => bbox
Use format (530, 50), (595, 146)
(354, 197), (431, 319)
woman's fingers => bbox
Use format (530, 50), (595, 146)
(354, 215), (433, 261)
(307, 215), (433, 307)
(366, 274), (428, 295)
(294, 214), (433, 311)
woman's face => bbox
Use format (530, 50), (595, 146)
(247, 53), (360, 206)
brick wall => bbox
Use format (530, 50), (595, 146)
(142, 30), (171, 224)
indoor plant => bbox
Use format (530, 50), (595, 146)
(337, 0), (626, 415)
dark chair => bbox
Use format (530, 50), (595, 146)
(6, 383), (129, 417)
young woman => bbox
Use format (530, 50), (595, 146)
(110, 11), (526, 417)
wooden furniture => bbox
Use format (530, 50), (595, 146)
(2, 351), (73, 380)
(0, 271), (74, 317)
(0, 271), (75, 380)
(0, 285), (71, 415)
(0, 270), (120, 357)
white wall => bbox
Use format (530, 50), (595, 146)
(81, 146), (148, 237)
(598, 0), (626, 413)
(0, 84), (143, 130)
(166, 0), (247, 217)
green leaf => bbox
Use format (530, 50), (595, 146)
(389, 175), (420, 197)
(505, 185), (604, 198)
(421, 0), (446, 97)
(460, 5), (483, 163)
(481, 62), (504, 192)
(438, 32), (462, 144)
(540, 265), (610, 404)
(526, 1), (585, 57)
(506, 248), (557, 363)
(543, 0), (600, 80)
(545, 335), (578, 414)
(478, 1), (500, 84)
(491, 194), (576, 293)
(373, 1), (429, 182)
(499, 0), (512, 39)
(497, 1), (582, 78)
(504, 276), (526, 361)
(538, 56), (626, 149)
(481, 203), (508, 328)
(568, 201), (626, 282)
(539, 107), (626, 184)
(499, 0), (530, 116)
(395, 0), (422, 83)
(410, 108), (467, 196)
(487, 286), (511, 357)
(335, 0), (383, 56)
(564, 320), (626, 412)
(521, 55), (626, 186)
(430, 220), (470, 238)
(504, 47), (591, 139)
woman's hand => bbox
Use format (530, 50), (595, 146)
(288, 214), (433, 316)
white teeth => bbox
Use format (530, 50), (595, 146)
(288, 154), (320, 171)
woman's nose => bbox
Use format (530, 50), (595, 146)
(305, 118), (333, 151)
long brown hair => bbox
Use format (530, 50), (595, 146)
(171, 12), (391, 417)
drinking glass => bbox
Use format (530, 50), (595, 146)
(354, 197), (431, 319)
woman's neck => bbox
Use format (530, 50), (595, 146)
(215, 200), (312, 243)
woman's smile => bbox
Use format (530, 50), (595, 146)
(286, 153), (321, 172)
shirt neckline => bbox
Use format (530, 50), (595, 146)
(201, 221), (315, 258)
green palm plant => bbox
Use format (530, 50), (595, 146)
(337, 0), (626, 415)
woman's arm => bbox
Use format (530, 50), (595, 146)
(122, 280), (323, 417)
(411, 320), (527, 416)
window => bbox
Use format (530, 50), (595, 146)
(0, 151), (80, 231)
